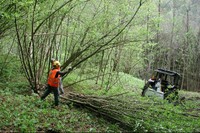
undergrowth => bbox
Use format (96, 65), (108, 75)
(63, 70), (200, 132)
(0, 66), (200, 132)
(0, 89), (122, 132)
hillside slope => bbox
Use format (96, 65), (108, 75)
(0, 72), (200, 132)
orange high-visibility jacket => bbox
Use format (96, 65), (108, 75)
(47, 69), (60, 87)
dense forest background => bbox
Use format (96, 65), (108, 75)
(1, 0), (200, 92)
(1, 0), (200, 132)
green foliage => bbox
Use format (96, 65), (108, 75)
(0, 0), (200, 132)
(63, 70), (200, 132)
(1, 68), (200, 132)
(0, 90), (121, 132)
(0, 55), (29, 94)
(0, 55), (19, 82)
(64, 69), (144, 96)
(129, 95), (200, 132)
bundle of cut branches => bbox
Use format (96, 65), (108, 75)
(60, 92), (151, 130)
(60, 91), (200, 131)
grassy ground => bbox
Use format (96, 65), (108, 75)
(0, 71), (200, 132)
(65, 72), (200, 132)
(0, 89), (123, 132)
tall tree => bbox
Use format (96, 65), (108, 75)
(13, 0), (146, 93)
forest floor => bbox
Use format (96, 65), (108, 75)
(68, 88), (200, 131)
(0, 77), (200, 132)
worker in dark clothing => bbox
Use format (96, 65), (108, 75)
(41, 61), (70, 107)
(148, 76), (157, 90)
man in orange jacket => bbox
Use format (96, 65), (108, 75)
(50, 58), (64, 95)
(41, 60), (71, 107)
